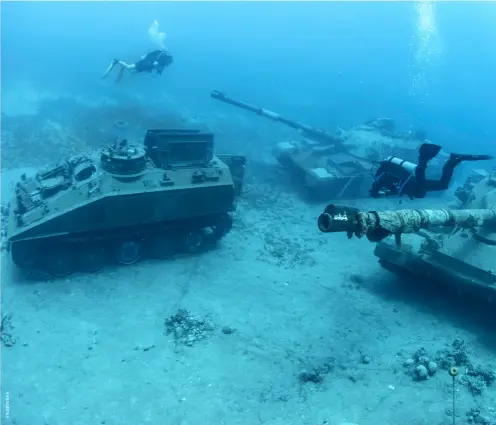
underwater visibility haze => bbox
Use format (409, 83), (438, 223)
(1, 1), (496, 425)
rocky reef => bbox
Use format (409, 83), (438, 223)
(0, 96), (204, 169)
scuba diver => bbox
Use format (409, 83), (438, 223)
(102, 20), (172, 82)
(369, 143), (493, 199)
(101, 49), (173, 82)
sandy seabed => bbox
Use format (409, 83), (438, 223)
(0, 85), (494, 425)
(1, 181), (495, 425)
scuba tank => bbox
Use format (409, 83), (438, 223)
(384, 156), (418, 175)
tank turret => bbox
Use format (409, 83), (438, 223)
(317, 170), (496, 297)
(211, 90), (428, 200)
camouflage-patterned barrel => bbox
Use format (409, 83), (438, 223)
(318, 172), (496, 299)
(317, 204), (496, 242)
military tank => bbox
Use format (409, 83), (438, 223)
(211, 90), (429, 200)
(317, 169), (496, 298)
(4, 129), (246, 278)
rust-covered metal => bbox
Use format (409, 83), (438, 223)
(318, 170), (496, 298)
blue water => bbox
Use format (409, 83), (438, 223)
(2, 1), (495, 151)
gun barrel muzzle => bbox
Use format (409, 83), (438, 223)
(317, 213), (334, 232)
(317, 205), (360, 233)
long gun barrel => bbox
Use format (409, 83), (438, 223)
(211, 90), (344, 147)
(318, 204), (496, 243)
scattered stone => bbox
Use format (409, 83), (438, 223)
(347, 370), (365, 383)
(414, 365), (428, 381)
(360, 353), (371, 365)
(403, 347), (437, 381)
(404, 358), (415, 367)
(164, 309), (214, 347)
(466, 407), (496, 425)
(435, 339), (495, 395)
(298, 358), (335, 385)
(436, 339), (470, 369)
(418, 355), (430, 364)
(463, 365), (496, 396)
(221, 326), (235, 335)
(298, 370), (324, 384)
(1, 313), (17, 347)
(403, 340), (495, 394)
(413, 347), (429, 363)
(427, 361), (438, 375)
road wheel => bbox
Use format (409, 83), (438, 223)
(115, 240), (142, 265)
(77, 243), (107, 272)
(179, 230), (204, 254)
(44, 245), (75, 278)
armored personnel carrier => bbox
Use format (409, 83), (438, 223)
(211, 90), (427, 200)
(5, 129), (246, 278)
(317, 169), (496, 298)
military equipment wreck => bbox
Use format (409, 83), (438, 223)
(211, 90), (427, 200)
(317, 170), (496, 297)
(5, 129), (246, 278)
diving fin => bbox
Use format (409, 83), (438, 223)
(419, 143), (442, 162)
(115, 67), (125, 83)
(101, 59), (118, 79)
(450, 153), (494, 162)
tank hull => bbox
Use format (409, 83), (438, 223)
(275, 148), (374, 200)
(273, 124), (424, 201)
(317, 171), (496, 299)
(374, 237), (496, 299)
(6, 129), (246, 278)
(374, 173), (496, 298)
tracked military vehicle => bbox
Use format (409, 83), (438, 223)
(211, 90), (427, 200)
(5, 129), (246, 278)
(317, 169), (496, 298)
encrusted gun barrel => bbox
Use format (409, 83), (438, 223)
(211, 90), (425, 201)
(324, 173), (496, 299)
(318, 204), (496, 242)
(211, 90), (344, 147)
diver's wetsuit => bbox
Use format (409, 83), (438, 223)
(135, 50), (173, 74)
(411, 156), (460, 198)
(370, 143), (493, 199)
